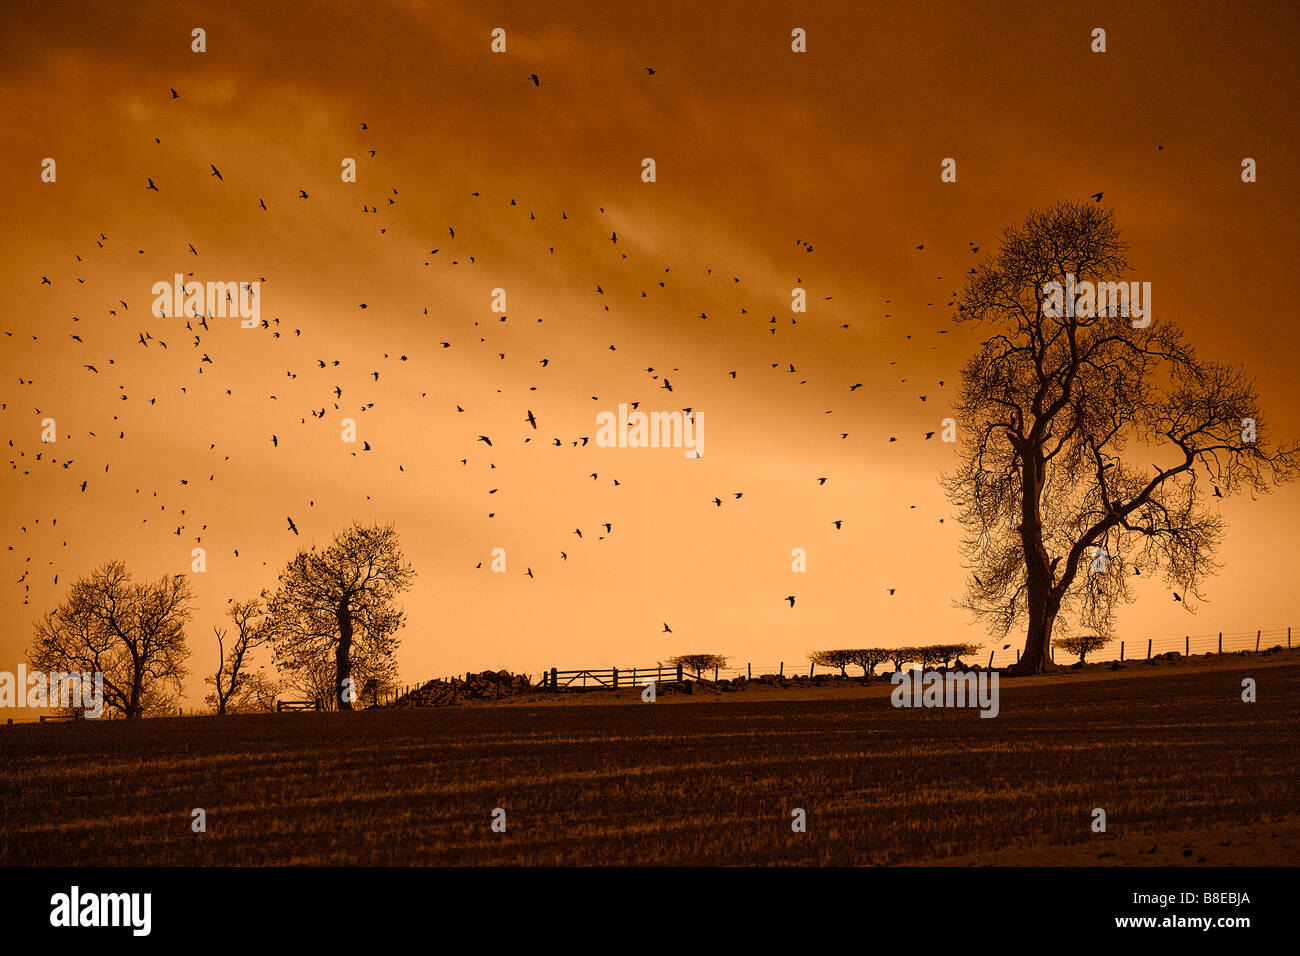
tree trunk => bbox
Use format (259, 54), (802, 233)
(128, 673), (143, 719)
(1013, 604), (1058, 675)
(1012, 450), (1059, 676)
(336, 601), (354, 711)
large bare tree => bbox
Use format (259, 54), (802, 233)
(264, 522), (414, 710)
(945, 201), (1297, 673)
(29, 560), (194, 718)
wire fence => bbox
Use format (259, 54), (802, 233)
(536, 624), (1296, 686)
(5, 625), (1294, 720)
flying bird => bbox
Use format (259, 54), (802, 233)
(287, 516), (298, 535)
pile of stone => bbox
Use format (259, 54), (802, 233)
(392, 669), (536, 707)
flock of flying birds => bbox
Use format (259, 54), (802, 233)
(8, 71), (982, 635)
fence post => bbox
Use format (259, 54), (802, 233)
(677, 663), (684, 682)
(988, 650), (994, 668)
(713, 665), (719, 681)
(747, 663), (751, 679)
(1147, 639), (1152, 660)
(612, 667), (619, 688)
(1185, 635), (1189, 656)
(779, 661), (784, 676)
(1218, 632), (1222, 654)
(1290, 626), (1292, 649)
(1256, 630), (1261, 652)
(1120, 640), (1124, 661)
(550, 667), (558, 689)
(1016, 649), (1020, 663)
(810, 661), (815, 677)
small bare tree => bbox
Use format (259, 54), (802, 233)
(1052, 634), (1110, 664)
(846, 648), (893, 679)
(207, 599), (273, 714)
(886, 647), (919, 671)
(809, 649), (855, 676)
(924, 643), (984, 668)
(28, 561), (193, 719)
(668, 654), (728, 678)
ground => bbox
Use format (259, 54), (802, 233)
(2, 651), (1296, 865)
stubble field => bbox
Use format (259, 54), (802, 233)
(2, 657), (1297, 866)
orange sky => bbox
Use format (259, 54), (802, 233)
(2, 0), (1299, 707)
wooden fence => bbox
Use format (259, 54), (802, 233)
(540, 664), (705, 690)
